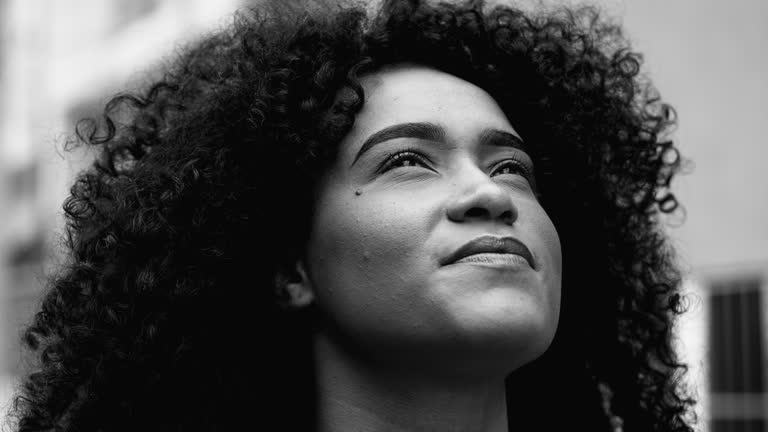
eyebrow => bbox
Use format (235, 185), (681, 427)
(349, 121), (526, 167)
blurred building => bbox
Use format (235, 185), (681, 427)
(621, 1), (768, 430)
(0, 0), (244, 422)
(676, 265), (767, 432)
(704, 268), (766, 431)
(0, 1), (766, 431)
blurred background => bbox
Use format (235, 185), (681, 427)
(0, 0), (765, 431)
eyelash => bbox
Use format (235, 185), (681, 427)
(379, 148), (535, 181)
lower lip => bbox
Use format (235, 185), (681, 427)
(452, 253), (531, 268)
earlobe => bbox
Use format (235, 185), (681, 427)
(275, 260), (315, 309)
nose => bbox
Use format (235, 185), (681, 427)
(446, 168), (518, 225)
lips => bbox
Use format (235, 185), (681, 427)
(444, 235), (535, 269)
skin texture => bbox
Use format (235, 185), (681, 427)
(287, 64), (562, 432)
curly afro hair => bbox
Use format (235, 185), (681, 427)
(7, 0), (695, 431)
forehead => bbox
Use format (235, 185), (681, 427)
(353, 65), (519, 140)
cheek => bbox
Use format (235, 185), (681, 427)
(524, 199), (561, 266)
(532, 203), (563, 315)
(304, 189), (441, 341)
(542, 212), (562, 273)
(306, 189), (433, 299)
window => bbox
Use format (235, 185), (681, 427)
(709, 277), (767, 432)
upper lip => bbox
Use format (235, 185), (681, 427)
(444, 235), (535, 269)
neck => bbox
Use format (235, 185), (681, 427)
(313, 332), (509, 432)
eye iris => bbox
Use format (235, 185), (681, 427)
(390, 153), (421, 168)
(497, 162), (519, 176)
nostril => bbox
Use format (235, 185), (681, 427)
(465, 207), (488, 218)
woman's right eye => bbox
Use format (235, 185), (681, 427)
(380, 150), (432, 172)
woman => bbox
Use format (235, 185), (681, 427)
(8, 0), (695, 430)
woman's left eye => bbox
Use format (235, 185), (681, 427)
(491, 160), (533, 180)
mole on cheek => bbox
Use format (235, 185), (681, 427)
(354, 189), (363, 196)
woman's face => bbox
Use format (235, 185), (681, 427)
(300, 64), (562, 376)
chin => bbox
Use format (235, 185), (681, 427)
(455, 288), (558, 344)
(431, 311), (557, 375)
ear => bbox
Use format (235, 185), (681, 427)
(274, 260), (315, 309)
